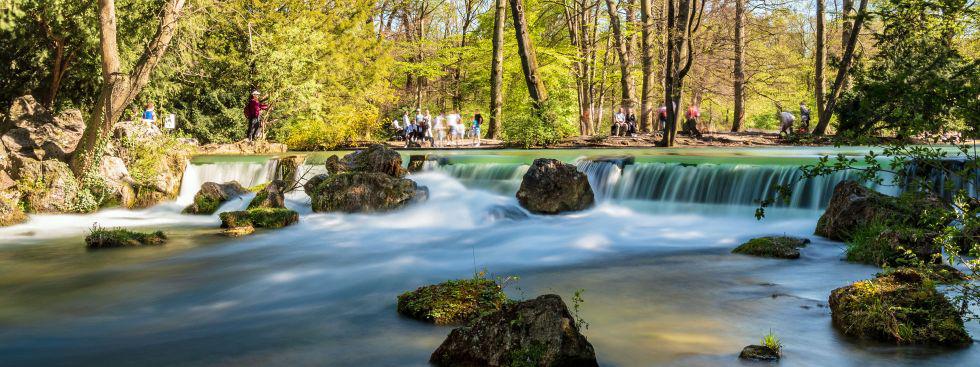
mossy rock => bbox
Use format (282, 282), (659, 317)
(220, 208), (299, 230)
(732, 236), (810, 259)
(846, 224), (944, 267)
(183, 181), (247, 215)
(0, 190), (26, 226)
(85, 227), (167, 249)
(247, 180), (286, 210)
(397, 278), (509, 325)
(738, 345), (780, 361)
(309, 172), (425, 213)
(816, 181), (952, 241)
(828, 267), (972, 347)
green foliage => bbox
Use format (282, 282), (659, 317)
(501, 99), (577, 148)
(846, 222), (906, 265)
(732, 236), (808, 259)
(118, 134), (185, 187)
(396, 274), (511, 325)
(571, 288), (589, 331)
(85, 224), (167, 249)
(760, 330), (782, 353)
(220, 208), (299, 229)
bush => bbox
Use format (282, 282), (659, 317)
(501, 100), (577, 148)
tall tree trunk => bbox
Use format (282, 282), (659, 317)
(661, 0), (701, 147)
(510, 0), (548, 107)
(731, 0), (745, 132)
(605, 0), (636, 112)
(639, 0), (655, 132)
(488, 0), (506, 139)
(813, 0), (868, 135)
(71, 0), (186, 177)
(840, 0), (853, 90)
(44, 38), (68, 108)
(814, 0), (827, 133)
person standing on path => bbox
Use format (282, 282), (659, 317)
(244, 91), (270, 141)
(799, 102), (811, 133)
(472, 113), (483, 147)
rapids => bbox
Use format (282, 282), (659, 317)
(0, 148), (976, 367)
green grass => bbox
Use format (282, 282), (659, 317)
(219, 208), (299, 229)
(732, 236), (808, 259)
(397, 276), (510, 325)
(761, 330), (782, 353)
(85, 225), (167, 249)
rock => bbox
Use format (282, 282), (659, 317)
(303, 174), (329, 194)
(117, 138), (190, 209)
(12, 157), (83, 213)
(407, 154), (428, 173)
(98, 156), (137, 208)
(184, 181), (247, 214)
(828, 267), (972, 347)
(113, 119), (163, 141)
(732, 236), (810, 259)
(274, 155), (305, 189)
(342, 144), (406, 178)
(397, 278), (509, 325)
(0, 190), (26, 226)
(197, 140), (288, 155)
(516, 158), (595, 214)
(845, 225), (945, 267)
(738, 345), (780, 361)
(309, 172), (425, 213)
(430, 294), (598, 367)
(815, 181), (950, 241)
(0, 169), (15, 192)
(219, 208), (299, 230)
(85, 227), (167, 249)
(221, 225), (255, 237)
(247, 179), (287, 209)
(324, 155), (349, 175)
(0, 96), (84, 161)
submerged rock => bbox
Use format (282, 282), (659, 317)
(220, 207), (299, 230)
(397, 278), (509, 325)
(738, 345), (780, 361)
(430, 294), (598, 367)
(516, 158), (595, 215)
(247, 179), (287, 209)
(815, 181), (949, 241)
(85, 227), (167, 249)
(183, 181), (247, 214)
(309, 172), (426, 213)
(828, 267), (971, 347)
(221, 225), (255, 237)
(732, 236), (810, 259)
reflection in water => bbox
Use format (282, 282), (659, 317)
(0, 163), (976, 367)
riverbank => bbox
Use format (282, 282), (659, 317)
(370, 131), (794, 150)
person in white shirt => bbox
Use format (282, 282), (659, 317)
(434, 114), (446, 147)
(613, 109), (627, 136)
(391, 118), (403, 140)
(446, 112), (459, 146)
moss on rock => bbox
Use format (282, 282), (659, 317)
(829, 267), (972, 347)
(397, 278), (510, 325)
(732, 236), (810, 259)
(219, 208), (299, 230)
(85, 226), (167, 249)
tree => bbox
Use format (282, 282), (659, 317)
(562, 0), (602, 135)
(488, 0), (506, 138)
(731, 0), (745, 132)
(814, 0), (826, 133)
(639, 0), (655, 131)
(661, 0), (703, 146)
(71, 0), (186, 177)
(811, 0), (868, 135)
(510, 0), (548, 109)
(606, 0), (637, 112)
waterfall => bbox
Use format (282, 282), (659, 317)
(176, 159), (278, 204)
(434, 163), (530, 194)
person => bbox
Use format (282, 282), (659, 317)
(472, 113), (483, 147)
(434, 113), (446, 147)
(657, 105), (668, 132)
(799, 102), (811, 133)
(626, 111), (637, 137)
(446, 112), (458, 146)
(420, 110), (433, 147)
(391, 117), (404, 141)
(684, 104), (702, 138)
(778, 110), (796, 135)
(612, 108), (627, 136)
(244, 91), (270, 141)
(404, 118), (418, 147)
(142, 102), (157, 127)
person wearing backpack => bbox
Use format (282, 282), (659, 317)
(244, 90), (270, 141)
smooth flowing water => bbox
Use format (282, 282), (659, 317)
(0, 148), (976, 367)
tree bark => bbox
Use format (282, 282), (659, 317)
(639, 0), (655, 132)
(71, 0), (186, 177)
(813, 0), (868, 135)
(660, 0), (701, 147)
(510, 0), (548, 107)
(605, 0), (636, 112)
(731, 0), (745, 132)
(814, 0), (826, 134)
(488, 0), (506, 139)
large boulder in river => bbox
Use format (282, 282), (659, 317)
(516, 158), (595, 215)
(309, 172), (426, 213)
(184, 181), (247, 214)
(815, 181), (950, 241)
(303, 174), (328, 194)
(220, 208), (299, 230)
(0, 95), (85, 161)
(732, 236), (810, 259)
(247, 179), (287, 209)
(342, 144), (406, 178)
(85, 227), (167, 249)
(829, 267), (971, 347)
(430, 294), (598, 367)
(98, 156), (137, 208)
(397, 278), (509, 325)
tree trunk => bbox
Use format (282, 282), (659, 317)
(731, 0), (745, 132)
(510, 0), (548, 107)
(660, 0), (700, 147)
(488, 0), (506, 139)
(814, 0), (826, 134)
(71, 0), (186, 177)
(639, 0), (655, 132)
(605, 0), (636, 112)
(841, 0), (853, 90)
(814, 0), (868, 135)
(44, 38), (68, 108)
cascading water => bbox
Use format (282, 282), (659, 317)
(176, 159), (278, 205)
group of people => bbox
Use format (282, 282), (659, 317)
(140, 102), (176, 132)
(392, 109), (483, 148)
(778, 102), (811, 136)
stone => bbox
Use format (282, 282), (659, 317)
(113, 119), (163, 141)
(732, 236), (810, 259)
(430, 294), (598, 367)
(221, 225), (255, 237)
(815, 181), (949, 241)
(85, 227), (167, 249)
(98, 156), (137, 208)
(274, 155), (306, 189)
(184, 181), (248, 214)
(342, 144), (406, 178)
(303, 174), (328, 194)
(516, 158), (595, 214)
(219, 208), (299, 230)
(197, 140), (288, 155)
(247, 179), (287, 209)
(738, 345), (780, 361)
(324, 155), (349, 175)
(12, 157), (82, 213)
(309, 172), (426, 213)
(828, 267), (971, 347)
(0, 189), (26, 227)
(397, 278), (509, 325)
(0, 96), (84, 161)
(407, 154), (428, 173)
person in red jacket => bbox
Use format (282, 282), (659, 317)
(244, 90), (270, 141)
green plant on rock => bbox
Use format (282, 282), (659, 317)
(85, 224), (167, 249)
(396, 274), (511, 325)
(761, 329), (782, 353)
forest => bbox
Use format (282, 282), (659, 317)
(0, 0), (977, 150)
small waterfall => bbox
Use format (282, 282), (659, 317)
(433, 163), (530, 194)
(902, 158), (979, 199)
(176, 159), (278, 204)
